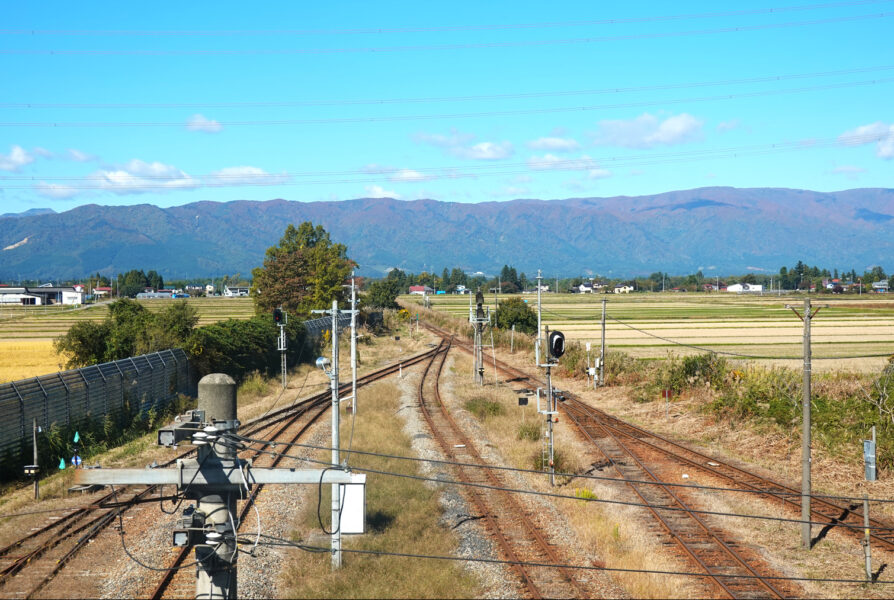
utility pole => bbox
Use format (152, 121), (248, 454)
(600, 297), (606, 387)
(76, 373), (359, 596)
(350, 274), (358, 415)
(786, 297), (826, 549)
(536, 270), (543, 349)
(471, 289), (488, 385)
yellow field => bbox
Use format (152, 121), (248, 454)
(0, 340), (63, 383)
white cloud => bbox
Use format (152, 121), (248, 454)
(716, 119), (741, 132)
(588, 168), (611, 179)
(389, 169), (429, 182)
(34, 182), (80, 199)
(186, 114), (223, 133)
(527, 136), (581, 152)
(90, 159), (197, 195)
(831, 165), (867, 180)
(33, 147), (54, 159)
(364, 184), (400, 199)
(415, 129), (512, 160)
(207, 166), (289, 185)
(0, 145), (34, 171)
(593, 112), (704, 148)
(839, 121), (894, 159)
(455, 141), (513, 160)
(67, 149), (96, 162)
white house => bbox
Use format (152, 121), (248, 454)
(614, 284), (634, 294)
(726, 283), (763, 293)
(223, 285), (249, 297)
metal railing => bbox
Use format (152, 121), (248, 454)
(0, 348), (190, 462)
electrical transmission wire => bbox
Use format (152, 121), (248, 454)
(2, 12), (891, 55)
(1, 77), (892, 128)
(230, 441), (894, 533)
(2, 1), (888, 36)
(234, 433), (894, 504)
(0, 133), (888, 195)
(537, 306), (894, 361)
(254, 534), (894, 585)
(3, 64), (891, 109)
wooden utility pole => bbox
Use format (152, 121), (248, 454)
(786, 297), (826, 549)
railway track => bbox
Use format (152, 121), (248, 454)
(416, 337), (592, 599)
(424, 323), (810, 598)
(0, 346), (440, 599)
(450, 325), (894, 555)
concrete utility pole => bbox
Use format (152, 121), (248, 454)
(536, 270), (543, 349)
(600, 298), (606, 387)
(471, 289), (488, 385)
(330, 300), (342, 568)
(76, 374), (357, 597)
(786, 298), (827, 549)
(350, 274), (358, 415)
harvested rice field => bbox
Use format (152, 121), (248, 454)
(412, 292), (894, 372)
(0, 297), (255, 382)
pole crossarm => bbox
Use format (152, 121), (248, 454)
(74, 465), (356, 487)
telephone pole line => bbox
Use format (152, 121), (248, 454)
(786, 297), (827, 549)
(600, 297), (606, 387)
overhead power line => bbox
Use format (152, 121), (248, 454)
(258, 535), (894, 585)
(0, 133), (886, 193)
(2, 13), (890, 55)
(3, 64), (890, 109)
(1, 1), (888, 36)
(0, 77), (891, 127)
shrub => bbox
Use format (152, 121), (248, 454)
(517, 421), (540, 441)
(464, 397), (505, 419)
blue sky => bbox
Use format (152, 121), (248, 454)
(0, 1), (892, 214)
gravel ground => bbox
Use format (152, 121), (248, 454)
(395, 365), (519, 599)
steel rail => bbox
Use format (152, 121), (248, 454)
(1, 347), (441, 598)
(428, 322), (894, 552)
(417, 337), (590, 599)
(563, 402), (788, 598)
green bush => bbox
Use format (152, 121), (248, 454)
(464, 397), (504, 419)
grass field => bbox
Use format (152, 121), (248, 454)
(407, 292), (894, 371)
(0, 297), (256, 382)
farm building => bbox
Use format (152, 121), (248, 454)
(726, 283), (763, 294)
(0, 285), (84, 305)
(614, 284), (634, 294)
(409, 285), (434, 295)
(223, 285), (249, 297)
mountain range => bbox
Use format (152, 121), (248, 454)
(1, 187), (892, 280)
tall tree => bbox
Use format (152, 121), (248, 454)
(251, 222), (355, 316)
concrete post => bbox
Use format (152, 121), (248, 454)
(600, 298), (606, 387)
(196, 373), (238, 600)
(330, 300), (342, 569)
(802, 298), (812, 549)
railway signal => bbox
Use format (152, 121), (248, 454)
(535, 321), (565, 487)
(274, 307), (288, 389)
(74, 373), (358, 598)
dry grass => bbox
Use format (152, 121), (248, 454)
(0, 340), (63, 383)
(281, 379), (482, 599)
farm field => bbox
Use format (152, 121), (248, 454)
(0, 297), (255, 383)
(408, 292), (894, 372)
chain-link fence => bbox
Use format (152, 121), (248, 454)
(0, 348), (190, 465)
(303, 313), (352, 339)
